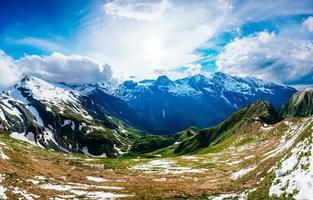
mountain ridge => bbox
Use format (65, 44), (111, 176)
(94, 72), (296, 134)
(0, 73), (299, 157)
(1, 75), (313, 199)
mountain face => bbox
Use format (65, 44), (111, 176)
(280, 88), (313, 118)
(91, 72), (295, 134)
(0, 76), (135, 157)
(173, 100), (281, 154)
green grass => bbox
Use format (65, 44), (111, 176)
(97, 158), (146, 169)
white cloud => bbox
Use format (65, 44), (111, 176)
(78, 0), (233, 80)
(18, 52), (113, 84)
(104, 0), (174, 21)
(216, 31), (313, 84)
(0, 50), (114, 89)
(303, 16), (313, 31)
(13, 37), (67, 53)
(218, 0), (234, 12)
(153, 63), (204, 80)
(0, 51), (22, 88)
(77, 0), (313, 81)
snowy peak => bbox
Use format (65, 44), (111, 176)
(154, 75), (175, 87)
(116, 72), (295, 99)
(15, 76), (80, 106)
(188, 74), (207, 83)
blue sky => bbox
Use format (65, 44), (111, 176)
(0, 0), (313, 88)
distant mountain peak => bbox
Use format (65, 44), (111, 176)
(212, 71), (228, 77)
(189, 74), (207, 82)
(18, 75), (54, 90)
(154, 75), (175, 87)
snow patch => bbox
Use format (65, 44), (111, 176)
(270, 129), (313, 199)
(86, 176), (108, 182)
(0, 147), (9, 160)
(262, 118), (313, 162)
(230, 166), (256, 180)
(13, 187), (40, 200)
(10, 132), (43, 148)
(0, 174), (7, 200)
(81, 146), (107, 158)
(132, 159), (208, 174)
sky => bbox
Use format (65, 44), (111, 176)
(0, 0), (313, 88)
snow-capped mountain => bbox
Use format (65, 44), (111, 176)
(0, 76), (133, 157)
(86, 72), (296, 134)
(0, 73), (297, 153)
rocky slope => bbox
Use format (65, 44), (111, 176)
(280, 88), (313, 118)
(0, 76), (137, 157)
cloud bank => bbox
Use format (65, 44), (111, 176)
(76, 0), (313, 80)
(0, 51), (113, 89)
(19, 52), (113, 84)
(78, 0), (234, 79)
(0, 51), (22, 88)
(216, 31), (313, 85)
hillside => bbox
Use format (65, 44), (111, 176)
(140, 100), (281, 156)
(1, 104), (313, 199)
(0, 76), (138, 157)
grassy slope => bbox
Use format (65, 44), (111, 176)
(143, 100), (281, 157)
(0, 116), (311, 199)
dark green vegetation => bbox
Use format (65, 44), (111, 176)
(129, 134), (177, 154)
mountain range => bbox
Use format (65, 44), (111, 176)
(73, 72), (296, 134)
(1, 72), (313, 199)
(0, 73), (296, 157)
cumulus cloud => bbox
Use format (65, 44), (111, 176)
(0, 50), (113, 88)
(216, 31), (313, 85)
(18, 52), (113, 84)
(303, 16), (313, 31)
(0, 51), (22, 88)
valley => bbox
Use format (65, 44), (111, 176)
(1, 0), (312, 199)
(1, 115), (313, 199)
(0, 75), (313, 199)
